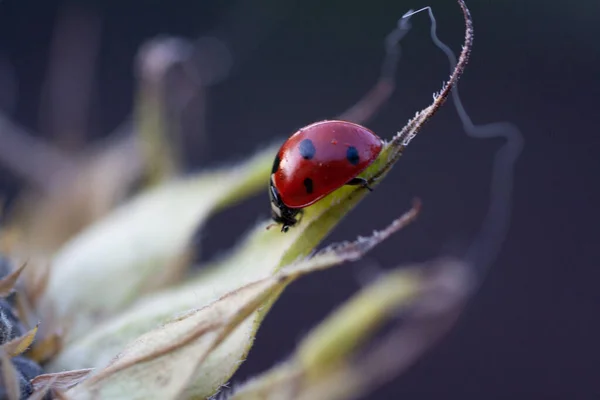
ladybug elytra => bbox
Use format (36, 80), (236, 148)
(269, 120), (383, 232)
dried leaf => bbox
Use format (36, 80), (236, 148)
(27, 331), (62, 364)
(31, 368), (93, 392)
(27, 379), (55, 400)
(0, 263), (25, 297)
(1, 325), (37, 357)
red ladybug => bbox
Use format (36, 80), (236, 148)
(269, 120), (384, 232)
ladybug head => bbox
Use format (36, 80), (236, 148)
(269, 180), (300, 232)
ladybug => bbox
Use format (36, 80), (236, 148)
(269, 120), (384, 232)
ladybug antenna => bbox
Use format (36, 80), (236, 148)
(425, 2), (524, 292)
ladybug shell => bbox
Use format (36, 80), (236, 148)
(271, 120), (383, 209)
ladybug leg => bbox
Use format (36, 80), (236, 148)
(346, 177), (374, 192)
(280, 210), (303, 232)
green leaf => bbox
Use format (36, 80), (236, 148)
(49, 204), (419, 374)
(39, 145), (277, 343)
(230, 258), (471, 400)
(64, 208), (419, 399)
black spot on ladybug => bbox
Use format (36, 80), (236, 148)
(299, 139), (316, 160)
(346, 146), (360, 165)
(272, 154), (280, 173)
(303, 178), (314, 194)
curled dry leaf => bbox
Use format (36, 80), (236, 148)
(27, 331), (62, 365)
(1, 325), (38, 357)
(66, 204), (419, 399)
(0, 262), (26, 297)
(31, 368), (93, 393)
(40, 144), (277, 343)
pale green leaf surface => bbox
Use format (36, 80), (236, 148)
(40, 145), (276, 343)
(230, 259), (471, 400)
(65, 211), (417, 400)
(48, 221), (295, 372)
(50, 203), (419, 382)
(68, 278), (280, 400)
(229, 267), (423, 400)
(296, 269), (420, 374)
(295, 259), (471, 400)
(48, 135), (422, 371)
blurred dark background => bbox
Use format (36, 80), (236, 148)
(0, 0), (598, 398)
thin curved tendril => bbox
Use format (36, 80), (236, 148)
(402, 7), (432, 20)
(379, 8), (420, 79)
(368, 0), (473, 184)
(376, 7), (435, 100)
(423, 5), (524, 288)
(337, 7), (426, 124)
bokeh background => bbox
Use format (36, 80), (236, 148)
(0, 0), (598, 398)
